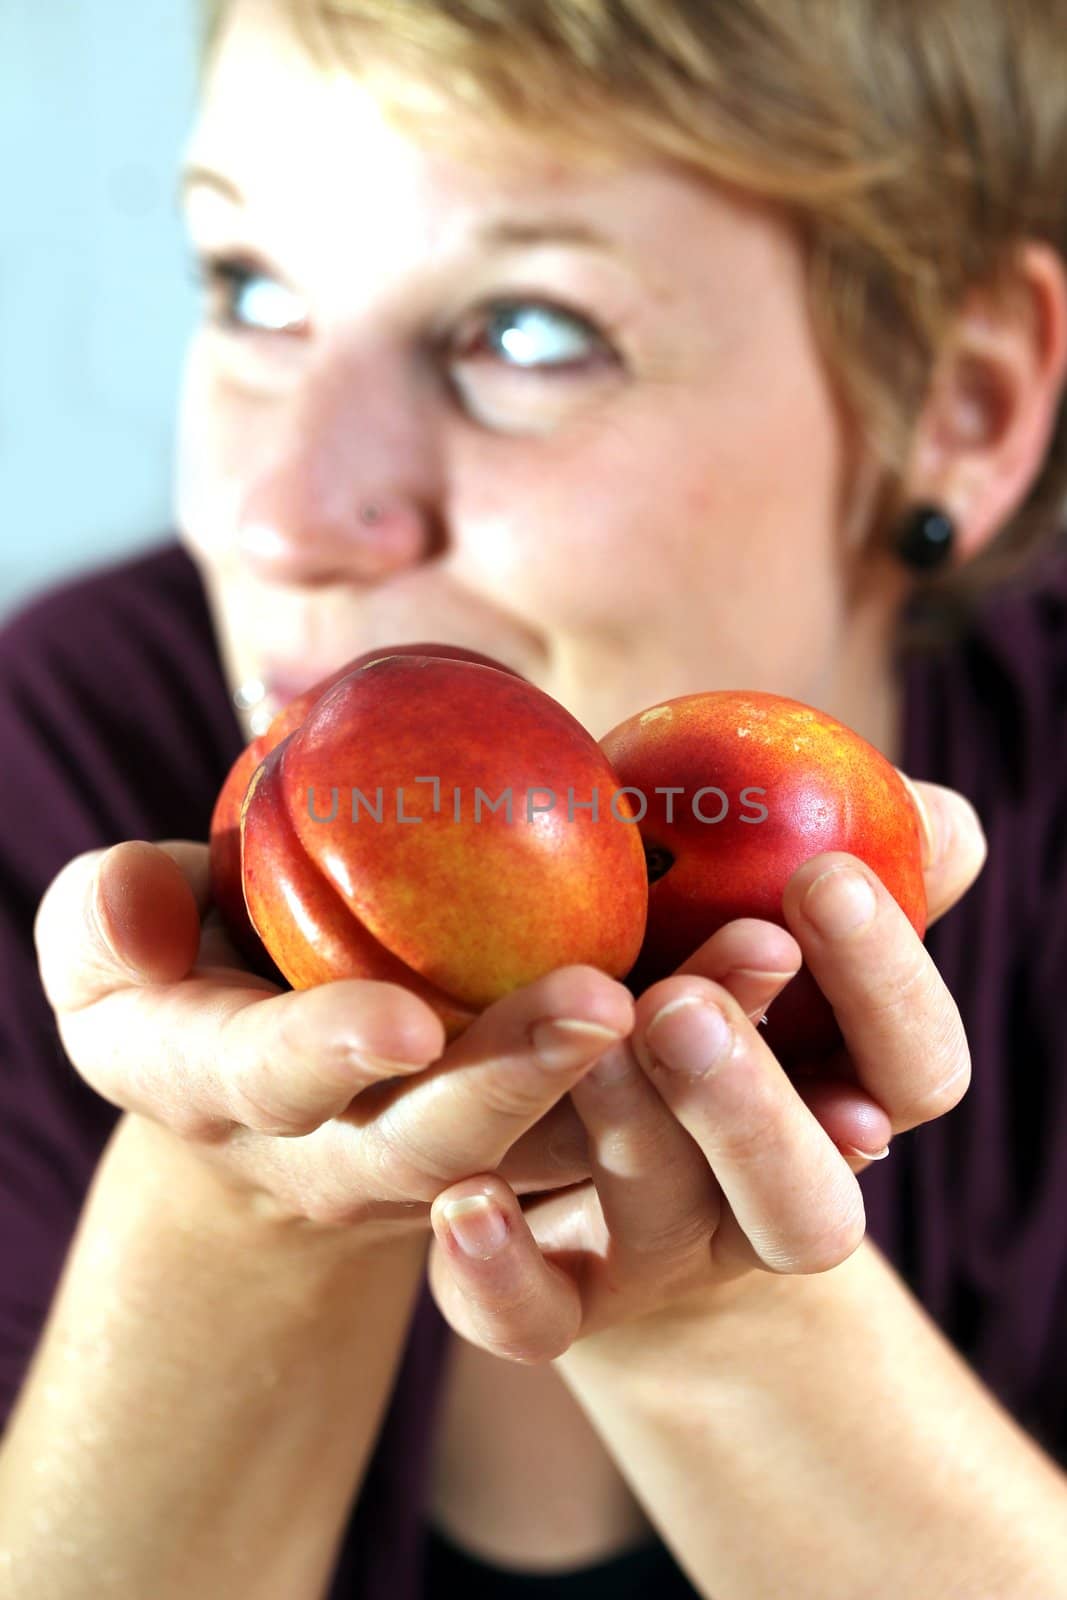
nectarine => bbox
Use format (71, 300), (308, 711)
(209, 643), (524, 975)
(599, 689), (926, 1065)
(225, 653), (648, 1042)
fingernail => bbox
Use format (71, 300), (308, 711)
(896, 770), (936, 869)
(842, 1143), (891, 1162)
(90, 849), (141, 978)
(92, 847), (121, 939)
(439, 1195), (510, 1259)
(587, 1045), (632, 1086)
(949, 791), (988, 868)
(727, 969), (801, 982)
(530, 1018), (620, 1068)
(644, 995), (733, 1077)
(345, 1047), (435, 1076)
(726, 968), (799, 1022)
(802, 867), (877, 937)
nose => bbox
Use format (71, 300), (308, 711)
(234, 356), (444, 587)
(237, 486), (435, 586)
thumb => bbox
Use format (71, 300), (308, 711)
(912, 782), (988, 926)
(35, 841), (203, 1013)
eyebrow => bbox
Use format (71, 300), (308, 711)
(179, 164), (624, 256)
(179, 164), (242, 207)
(474, 219), (621, 255)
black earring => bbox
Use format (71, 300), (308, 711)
(891, 504), (956, 572)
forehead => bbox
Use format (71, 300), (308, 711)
(187, 0), (794, 311)
(192, 0), (609, 210)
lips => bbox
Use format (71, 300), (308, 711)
(242, 641), (533, 742)
(262, 673), (324, 706)
(246, 670), (340, 737)
(262, 645), (525, 706)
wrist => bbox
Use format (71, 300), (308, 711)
(559, 1243), (870, 1380)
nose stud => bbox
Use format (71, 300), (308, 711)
(235, 496), (425, 585)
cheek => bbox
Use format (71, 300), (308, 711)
(175, 340), (271, 567)
(452, 504), (636, 625)
(445, 409), (694, 632)
(663, 361), (847, 606)
(450, 291), (848, 637)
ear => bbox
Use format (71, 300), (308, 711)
(905, 240), (1067, 562)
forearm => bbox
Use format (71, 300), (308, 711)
(0, 1112), (429, 1600)
(556, 1238), (1067, 1599)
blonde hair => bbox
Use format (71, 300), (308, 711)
(197, 0), (1067, 653)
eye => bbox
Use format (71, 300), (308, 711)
(188, 254), (622, 403)
(190, 252), (307, 335)
(450, 298), (618, 377)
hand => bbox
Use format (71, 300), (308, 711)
(425, 778), (987, 1361)
(33, 839), (636, 1242)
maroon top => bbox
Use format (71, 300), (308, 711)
(1, 535), (1065, 1598)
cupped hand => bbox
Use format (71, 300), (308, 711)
(33, 840), (636, 1240)
(425, 777), (987, 1361)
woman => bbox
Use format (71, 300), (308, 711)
(1, 0), (1066, 1594)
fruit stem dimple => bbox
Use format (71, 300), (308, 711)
(643, 842), (675, 884)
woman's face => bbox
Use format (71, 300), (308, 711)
(176, 0), (906, 749)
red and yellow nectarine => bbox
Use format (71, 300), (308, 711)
(215, 651), (648, 1042)
(209, 643), (524, 975)
(599, 689), (927, 1064)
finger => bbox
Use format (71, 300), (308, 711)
(57, 973), (447, 1141)
(496, 1097), (593, 1191)
(154, 840), (214, 918)
(670, 917), (802, 1022)
(561, 935), (849, 1231)
(793, 1069), (894, 1168)
(631, 977), (868, 1276)
(219, 1096), (596, 1232)
(206, 1093), (598, 1234)
(894, 773), (987, 926)
(35, 842), (203, 1011)
(108, 839), (273, 983)
(367, 965), (633, 1186)
(562, 1033), (725, 1298)
(781, 852), (972, 1130)
(659, 959), (898, 1168)
(428, 1177), (581, 1363)
(522, 965), (810, 1300)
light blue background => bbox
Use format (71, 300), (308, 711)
(1, 3), (202, 621)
